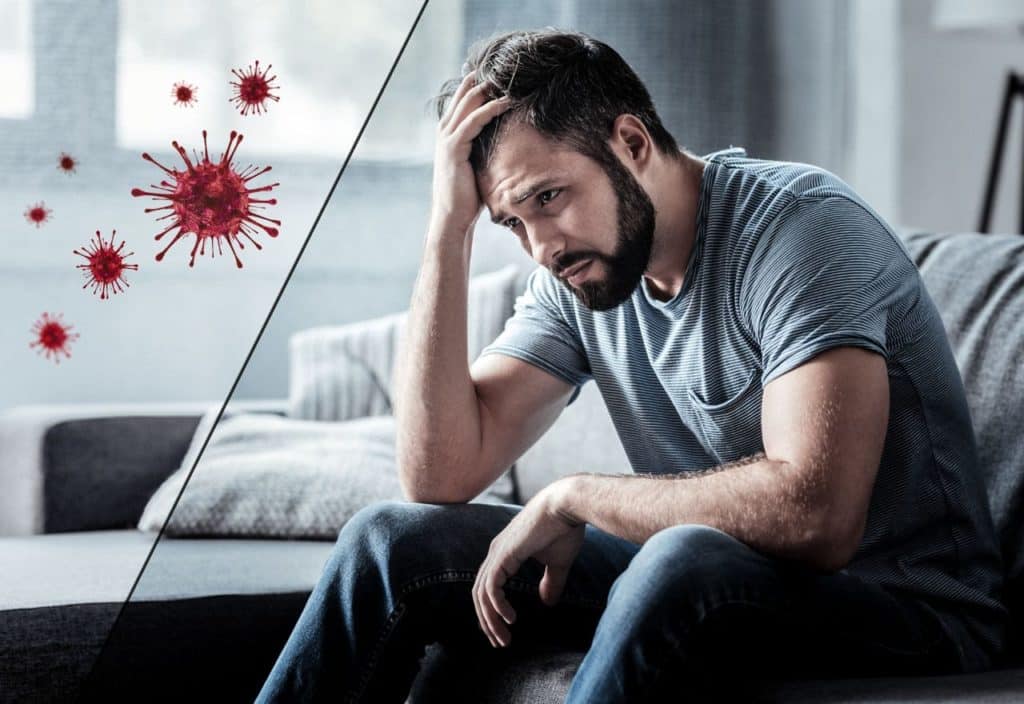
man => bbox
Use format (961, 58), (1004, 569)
(257, 30), (1007, 703)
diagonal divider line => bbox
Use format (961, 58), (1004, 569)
(76, 2), (430, 699)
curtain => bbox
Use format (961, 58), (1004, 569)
(461, 0), (850, 174)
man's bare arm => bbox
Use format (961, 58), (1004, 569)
(551, 347), (889, 572)
(393, 74), (575, 503)
(392, 229), (477, 502)
(554, 453), (820, 560)
(392, 74), (507, 503)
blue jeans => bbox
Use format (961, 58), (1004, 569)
(255, 500), (962, 703)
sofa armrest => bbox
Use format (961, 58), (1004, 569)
(0, 399), (288, 536)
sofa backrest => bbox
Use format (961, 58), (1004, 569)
(900, 231), (1024, 597)
(288, 266), (521, 422)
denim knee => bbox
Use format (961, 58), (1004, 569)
(604, 524), (755, 624)
(636, 523), (745, 573)
(328, 500), (518, 590)
(329, 501), (449, 576)
(339, 500), (444, 550)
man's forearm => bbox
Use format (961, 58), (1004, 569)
(553, 453), (838, 570)
(393, 223), (482, 501)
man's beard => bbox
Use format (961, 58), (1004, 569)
(555, 155), (656, 311)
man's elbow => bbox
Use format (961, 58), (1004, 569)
(807, 516), (865, 573)
(396, 456), (474, 505)
(399, 481), (471, 505)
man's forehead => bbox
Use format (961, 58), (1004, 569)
(477, 126), (573, 201)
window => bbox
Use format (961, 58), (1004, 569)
(116, 0), (457, 161)
(0, 0), (33, 119)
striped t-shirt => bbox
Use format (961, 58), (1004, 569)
(480, 147), (1007, 672)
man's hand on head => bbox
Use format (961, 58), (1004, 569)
(431, 73), (511, 238)
(472, 480), (585, 648)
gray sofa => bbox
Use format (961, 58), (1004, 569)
(2, 228), (1023, 703)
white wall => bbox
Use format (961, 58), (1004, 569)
(900, 0), (1023, 234)
(845, 0), (901, 225)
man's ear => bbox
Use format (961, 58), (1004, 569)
(608, 114), (653, 170)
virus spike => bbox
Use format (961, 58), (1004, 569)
(241, 165), (273, 182)
(171, 81), (198, 107)
(229, 60), (280, 116)
(58, 152), (78, 175)
(24, 201), (53, 228)
(137, 152), (177, 176)
(222, 131), (242, 164)
(171, 140), (196, 173)
(132, 131), (280, 268)
(73, 229), (139, 300)
(153, 221), (181, 242)
(247, 184), (279, 195)
(155, 228), (188, 262)
(29, 312), (80, 364)
(243, 211), (281, 236)
(236, 228), (263, 249)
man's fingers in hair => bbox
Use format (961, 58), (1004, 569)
(451, 96), (512, 145)
(440, 72), (477, 129)
(443, 82), (493, 136)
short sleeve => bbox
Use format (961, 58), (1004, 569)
(739, 196), (908, 387)
(479, 267), (592, 405)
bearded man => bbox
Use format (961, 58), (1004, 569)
(257, 29), (1006, 704)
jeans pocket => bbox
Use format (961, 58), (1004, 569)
(686, 367), (763, 463)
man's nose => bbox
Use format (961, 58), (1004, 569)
(527, 222), (565, 270)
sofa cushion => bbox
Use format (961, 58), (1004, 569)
(41, 415), (201, 533)
(513, 381), (631, 502)
(0, 530), (331, 611)
(0, 400), (290, 537)
(138, 413), (515, 539)
(899, 231), (1024, 624)
(0, 530), (333, 703)
(410, 644), (1024, 703)
(0, 403), (211, 535)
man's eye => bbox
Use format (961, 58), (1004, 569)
(538, 189), (561, 206)
(503, 217), (520, 230)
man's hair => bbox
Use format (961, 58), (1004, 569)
(432, 29), (681, 172)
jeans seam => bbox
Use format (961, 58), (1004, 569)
(350, 569), (474, 704)
(350, 566), (605, 703)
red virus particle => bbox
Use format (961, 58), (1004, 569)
(58, 152), (78, 175)
(74, 229), (139, 299)
(24, 201), (53, 228)
(29, 312), (80, 364)
(229, 60), (279, 116)
(172, 81), (198, 107)
(130, 130), (280, 268)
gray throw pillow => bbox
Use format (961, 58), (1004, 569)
(138, 413), (515, 539)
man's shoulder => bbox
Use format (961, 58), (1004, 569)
(705, 149), (900, 262)
(706, 147), (858, 203)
